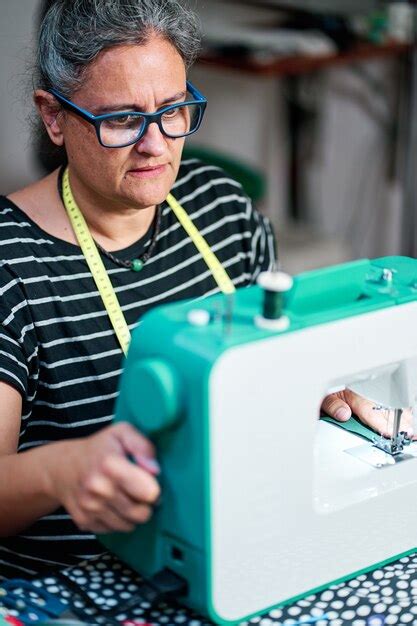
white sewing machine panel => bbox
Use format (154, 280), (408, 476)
(210, 302), (417, 621)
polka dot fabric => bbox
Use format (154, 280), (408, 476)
(3, 552), (417, 625)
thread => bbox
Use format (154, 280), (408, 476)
(257, 271), (293, 320)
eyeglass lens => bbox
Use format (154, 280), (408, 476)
(99, 102), (201, 147)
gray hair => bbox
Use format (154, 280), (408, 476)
(36, 0), (202, 97)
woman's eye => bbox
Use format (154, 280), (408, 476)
(108, 115), (139, 127)
(162, 108), (181, 119)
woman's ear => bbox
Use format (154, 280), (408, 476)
(34, 90), (65, 147)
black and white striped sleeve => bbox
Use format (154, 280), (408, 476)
(243, 196), (277, 282)
(0, 265), (39, 405)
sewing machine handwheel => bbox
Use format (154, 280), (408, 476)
(127, 358), (183, 434)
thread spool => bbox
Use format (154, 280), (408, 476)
(255, 270), (293, 331)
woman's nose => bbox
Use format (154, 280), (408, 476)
(134, 121), (167, 157)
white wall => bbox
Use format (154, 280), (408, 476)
(0, 0), (40, 194)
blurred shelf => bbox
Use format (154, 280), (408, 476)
(199, 40), (414, 77)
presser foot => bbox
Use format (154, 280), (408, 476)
(370, 406), (412, 457)
(372, 431), (412, 456)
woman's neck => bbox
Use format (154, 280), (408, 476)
(63, 169), (157, 251)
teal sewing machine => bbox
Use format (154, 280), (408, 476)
(102, 256), (417, 625)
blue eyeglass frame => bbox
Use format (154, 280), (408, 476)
(48, 80), (207, 148)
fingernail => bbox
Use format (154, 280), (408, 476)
(136, 455), (160, 475)
(335, 407), (351, 421)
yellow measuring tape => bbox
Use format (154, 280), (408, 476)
(166, 192), (235, 296)
(62, 168), (235, 356)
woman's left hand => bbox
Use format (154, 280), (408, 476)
(321, 389), (415, 439)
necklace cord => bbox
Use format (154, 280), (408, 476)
(57, 166), (161, 271)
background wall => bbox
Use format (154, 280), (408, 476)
(0, 0), (40, 194)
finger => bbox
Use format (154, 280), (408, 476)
(88, 522), (111, 534)
(113, 422), (160, 474)
(321, 394), (352, 422)
(78, 474), (154, 525)
(82, 519), (115, 534)
(91, 508), (136, 534)
(102, 455), (161, 504)
(95, 501), (153, 533)
(70, 503), (134, 533)
(104, 489), (154, 525)
(403, 408), (417, 439)
(71, 510), (94, 533)
(344, 390), (413, 438)
(343, 389), (389, 434)
(134, 454), (161, 475)
(108, 497), (153, 525)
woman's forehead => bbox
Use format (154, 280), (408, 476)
(78, 38), (186, 104)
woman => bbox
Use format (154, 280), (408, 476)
(0, 0), (411, 581)
(0, 0), (277, 579)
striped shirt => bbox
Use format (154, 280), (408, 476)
(0, 159), (276, 579)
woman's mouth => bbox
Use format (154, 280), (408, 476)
(128, 165), (167, 178)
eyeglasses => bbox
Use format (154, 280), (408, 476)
(48, 81), (207, 148)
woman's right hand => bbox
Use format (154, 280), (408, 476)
(48, 422), (161, 534)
